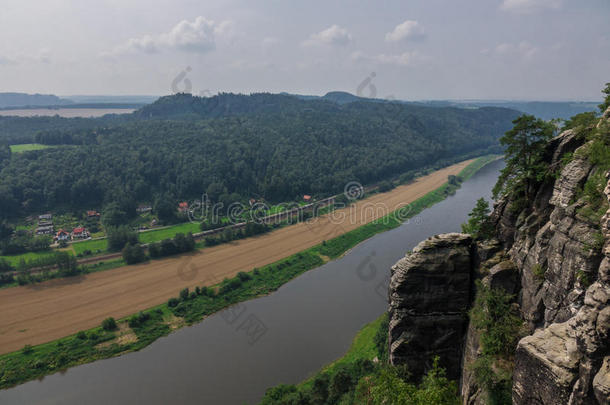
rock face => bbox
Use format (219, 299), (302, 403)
(389, 109), (610, 404)
(388, 233), (473, 380)
(503, 109), (610, 404)
(508, 147), (610, 404)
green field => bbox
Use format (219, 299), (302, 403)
(71, 222), (201, 255)
(9, 144), (53, 153)
(138, 222), (201, 244)
(0, 250), (65, 266)
(71, 238), (109, 255)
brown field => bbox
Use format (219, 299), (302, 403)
(0, 160), (472, 355)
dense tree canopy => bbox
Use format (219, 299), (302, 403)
(0, 94), (519, 220)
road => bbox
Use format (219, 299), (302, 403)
(0, 160), (473, 355)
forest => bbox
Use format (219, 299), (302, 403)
(0, 93), (520, 220)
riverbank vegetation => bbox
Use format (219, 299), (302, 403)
(259, 314), (460, 405)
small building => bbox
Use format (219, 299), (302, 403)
(71, 227), (90, 240)
(303, 195), (312, 202)
(137, 205), (152, 214)
(249, 198), (256, 207)
(35, 225), (54, 235)
(87, 210), (101, 218)
(178, 202), (189, 213)
(55, 229), (70, 242)
(39, 213), (52, 221)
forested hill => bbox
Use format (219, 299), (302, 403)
(0, 94), (519, 218)
(134, 92), (340, 119)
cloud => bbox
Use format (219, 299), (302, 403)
(500, 0), (562, 14)
(489, 41), (538, 59)
(385, 20), (426, 42)
(0, 49), (51, 65)
(351, 50), (425, 67)
(262, 37), (281, 50)
(106, 16), (231, 56)
(303, 25), (352, 47)
(0, 55), (16, 66)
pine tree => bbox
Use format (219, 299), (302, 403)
(493, 114), (555, 201)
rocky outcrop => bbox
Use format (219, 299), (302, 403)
(509, 109), (610, 405)
(511, 168), (610, 404)
(389, 109), (610, 404)
(388, 233), (473, 380)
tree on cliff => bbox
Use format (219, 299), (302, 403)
(600, 82), (610, 113)
(493, 114), (555, 202)
(462, 198), (493, 239)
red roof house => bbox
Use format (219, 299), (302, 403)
(178, 202), (189, 212)
(71, 227), (90, 240)
(55, 229), (70, 241)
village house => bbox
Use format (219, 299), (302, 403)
(71, 227), (90, 240)
(55, 229), (70, 242)
(303, 195), (312, 202)
(178, 202), (189, 213)
(86, 210), (101, 218)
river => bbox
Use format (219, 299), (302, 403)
(0, 159), (503, 405)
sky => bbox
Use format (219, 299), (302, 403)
(0, 0), (608, 100)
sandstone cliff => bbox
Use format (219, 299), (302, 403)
(388, 108), (610, 404)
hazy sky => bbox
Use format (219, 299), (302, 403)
(1, 0), (608, 100)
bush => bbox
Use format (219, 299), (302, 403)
(107, 226), (139, 252)
(128, 311), (150, 328)
(237, 271), (252, 282)
(167, 297), (179, 307)
(179, 288), (190, 301)
(469, 281), (522, 357)
(329, 368), (354, 401)
(150, 233), (196, 258)
(219, 277), (242, 294)
(101, 317), (117, 331)
(122, 243), (147, 265)
(22, 344), (33, 354)
(76, 331), (87, 340)
(0, 258), (14, 273)
(378, 180), (394, 193)
(532, 264), (546, 281)
(374, 313), (389, 363)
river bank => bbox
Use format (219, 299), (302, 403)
(0, 156), (498, 393)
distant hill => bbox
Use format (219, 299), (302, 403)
(416, 100), (600, 120)
(135, 92), (340, 119)
(0, 93), (72, 108)
(284, 91), (378, 105)
(282, 91), (602, 120)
